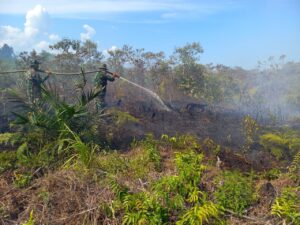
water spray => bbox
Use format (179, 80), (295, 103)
(119, 77), (170, 111)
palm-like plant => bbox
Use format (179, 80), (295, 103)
(5, 71), (102, 168)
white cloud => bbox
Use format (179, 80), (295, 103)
(0, 5), (58, 52)
(109, 45), (118, 52)
(24, 5), (50, 37)
(80, 24), (96, 42)
(1, 26), (22, 39)
(0, 25), (27, 50)
(102, 45), (118, 57)
(35, 41), (50, 52)
(49, 34), (60, 42)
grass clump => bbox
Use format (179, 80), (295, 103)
(0, 151), (17, 172)
(21, 210), (35, 225)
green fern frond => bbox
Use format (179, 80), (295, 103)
(176, 201), (220, 225)
(289, 150), (300, 173)
(271, 187), (300, 225)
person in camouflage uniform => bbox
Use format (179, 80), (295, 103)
(93, 64), (119, 112)
(26, 60), (51, 104)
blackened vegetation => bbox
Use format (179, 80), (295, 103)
(105, 98), (244, 150)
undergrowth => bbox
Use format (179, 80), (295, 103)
(0, 84), (299, 224)
(271, 187), (300, 225)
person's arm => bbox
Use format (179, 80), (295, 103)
(106, 70), (120, 77)
(41, 74), (49, 83)
(105, 73), (115, 82)
(105, 71), (120, 81)
(37, 69), (51, 83)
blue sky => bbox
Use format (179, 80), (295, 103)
(0, 0), (299, 69)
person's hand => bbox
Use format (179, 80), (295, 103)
(29, 68), (35, 74)
(113, 73), (120, 78)
(46, 70), (52, 75)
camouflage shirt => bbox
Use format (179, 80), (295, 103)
(26, 70), (49, 102)
(93, 70), (115, 93)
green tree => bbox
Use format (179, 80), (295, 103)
(171, 42), (206, 99)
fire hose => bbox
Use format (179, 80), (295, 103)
(0, 69), (120, 77)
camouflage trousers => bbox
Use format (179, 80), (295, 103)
(27, 89), (42, 105)
(95, 92), (106, 113)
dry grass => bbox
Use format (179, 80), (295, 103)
(0, 170), (118, 225)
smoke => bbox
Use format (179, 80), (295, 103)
(237, 60), (300, 122)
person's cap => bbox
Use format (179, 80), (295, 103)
(30, 60), (40, 67)
(99, 63), (107, 70)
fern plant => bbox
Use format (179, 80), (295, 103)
(176, 201), (220, 225)
(214, 171), (255, 215)
(271, 187), (300, 225)
(153, 175), (185, 210)
(175, 150), (205, 186)
(140, 134), (162, 172)
(289, 150), (300, 174)
(122, 192), (167, 225)
(106, 142), (223, 224)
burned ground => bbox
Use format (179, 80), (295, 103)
(94, 97), (246, 150)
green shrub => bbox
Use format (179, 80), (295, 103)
(271, 187), (300, 225)
(97, 151), (129, 175)
(284, 130), (300, 156)
(214, 171), (255, 215)
(0, 151), (17, 173)
(263, 168), (281, 180)
(122, 192), (168, 225)
(260, 130), (300, 161)
(140, 134), (162, 172)
(108, 109), (139, 127)
(202, 138), (221, 155)
(6, 84), (102, 170)
(0, 132), (15, 145)
(153, 175), (186, 209)
(260, 133), (288, 160)
(97, 136), (161, 181)
(13, 172), (32, 188)
(175, 150), (205, 186)
(243, 115), (259, 153)
(161, 134), (200, 150)
(107, 148), (223, 225)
